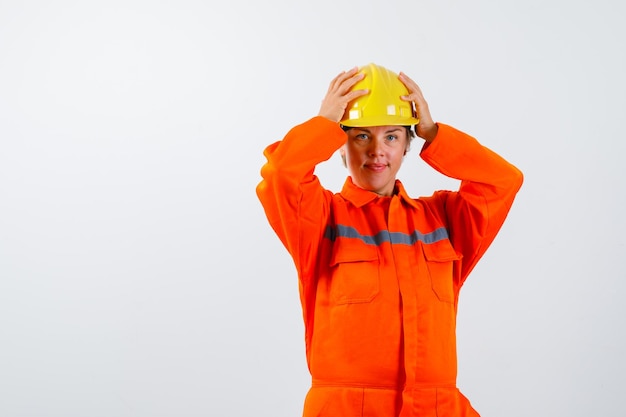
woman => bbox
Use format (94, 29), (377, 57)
(256, 63), (523, 417)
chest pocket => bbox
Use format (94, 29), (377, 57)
(329, 242), (380, 305)
(422, 240), (461, 304)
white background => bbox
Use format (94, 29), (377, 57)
(1, 0), (624, 416)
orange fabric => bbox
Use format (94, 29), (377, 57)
(256, 116), (523, 417)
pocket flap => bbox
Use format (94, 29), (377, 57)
(330, 240), (378, 266)
(421, 240), (461, 262)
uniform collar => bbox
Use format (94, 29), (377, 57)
(340, 177), (420, 209)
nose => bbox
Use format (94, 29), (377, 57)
(368, 138), (384, 156)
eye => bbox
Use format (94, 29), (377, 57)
(386, 134), (398, 142)
(355, 133), (369, 141)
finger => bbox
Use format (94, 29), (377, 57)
(330, 67), (363, 94)
(398, 71), (417, 88)
(327, 71), (345, 93)
(400, 93), (420, 106)
(344, 88), (369, 103)
(337, 72), (365, 96)
(398, 72), (423, 95)
(328, 67), (359, 92)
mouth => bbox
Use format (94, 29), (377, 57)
(365, 163), (388, 173)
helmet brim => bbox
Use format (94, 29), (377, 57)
(340, 115), (420, 128)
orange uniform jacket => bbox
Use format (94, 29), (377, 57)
(256, 116), (523, 417)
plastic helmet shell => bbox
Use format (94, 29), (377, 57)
(340, 63), (419, 127)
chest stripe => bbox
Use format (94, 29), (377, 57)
(324, 224), (448, 246)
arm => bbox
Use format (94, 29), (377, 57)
(256, 117), (345, 273)
(421, 124), (524, 283)
(398, 71), (523, 283)
(256, 68), (369, 275)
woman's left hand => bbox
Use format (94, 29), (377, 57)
(398, 72), (438, 142)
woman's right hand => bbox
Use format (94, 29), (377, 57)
(318, 67), (369, 123)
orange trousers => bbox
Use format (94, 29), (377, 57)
(304, 385), (479, 417)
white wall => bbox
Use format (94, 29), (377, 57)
(1, 0), (624, 416)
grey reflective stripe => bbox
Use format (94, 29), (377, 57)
(324, 224), (448, 246)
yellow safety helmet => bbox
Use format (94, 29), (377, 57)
(340, 63), (419, 127)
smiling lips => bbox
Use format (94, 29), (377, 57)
(365, 163), (388, 172)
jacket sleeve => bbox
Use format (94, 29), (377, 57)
(256, 116), (347, 278)
(420, 123), (524, 284)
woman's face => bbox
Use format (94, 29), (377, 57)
(341, 125), (409, 197)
